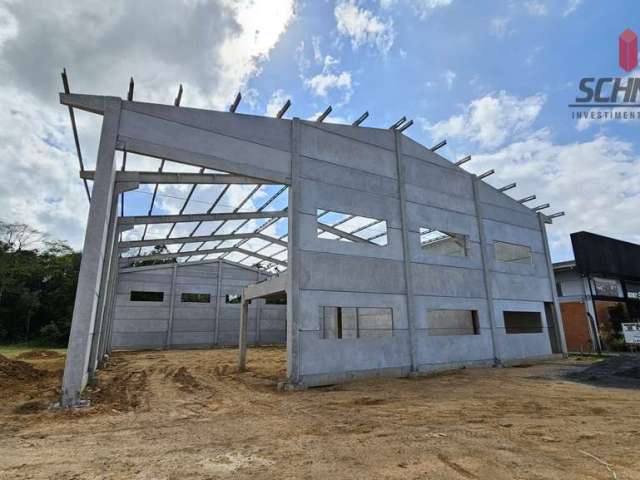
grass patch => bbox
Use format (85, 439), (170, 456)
(0, 343), (66, 359)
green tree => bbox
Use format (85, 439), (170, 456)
(0, 221), (80, 345)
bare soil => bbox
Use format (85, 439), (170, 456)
(0, 348), (639, 479)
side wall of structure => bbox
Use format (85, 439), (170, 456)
(112, 261), (287, 349)
(289, 120), (557, 386)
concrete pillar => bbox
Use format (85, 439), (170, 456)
(286, 119), (301, 383)
(90, 181), (137, 373)
(164, 264), (178, 349)
(538, 213), (568, 355)
(96, 257), (117, 367)
(471, 176), (500, 365)
(238, 296), (249, 371)
(93, 233), (117, 370)
(213, 259), (222, 347)
(61, 98), (122, 407)
(392, 132), (418, 372)
(256, 270), (262, 346)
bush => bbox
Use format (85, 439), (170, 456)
(38, 323), (66, 346)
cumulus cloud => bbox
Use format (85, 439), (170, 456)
(422, 91), (546, 150)
(0, 0), (295, 248)
(301, 43), (354, 105)
(471, 131), (640, 260)
(422, 90), (640, 260)
(334, 0), (394, 55)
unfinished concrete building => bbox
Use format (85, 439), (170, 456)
(59, 77), (567, 407)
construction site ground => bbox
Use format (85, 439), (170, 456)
(0, 346), (639, 479)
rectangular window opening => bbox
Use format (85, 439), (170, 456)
(495, 241), (532, 264)
(320, 306), (393, 339)
(226, 294), (242, 304)
(316, 209), (388, 246)
(503, 311), (543, 334)
(427, 309), (479, 336)
(181, 293), (211, 303)
(130, 291), (164, 302)
(420, 227), (468, 257)
(266, 297), (287, 305)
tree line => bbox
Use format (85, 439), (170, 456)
(0, 221), (80, 345)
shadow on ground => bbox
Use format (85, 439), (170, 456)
(565, 354), (640, 389)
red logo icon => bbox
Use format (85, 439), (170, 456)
(619, 29), (638, 72)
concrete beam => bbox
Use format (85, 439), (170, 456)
(118, 210), (287, 226)
(243, 274), (287, 301)
(81, 170), (274, 185)
(317, 223), (375, 244)
(119, 232), (287, 249)
(59, 93), (111, 115)
(120, 247), (287, 267)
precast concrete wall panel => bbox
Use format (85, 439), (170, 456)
(112, 261), (286, 350)
(290, 120), (557, 386)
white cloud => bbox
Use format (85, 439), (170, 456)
(443, 69), (456, 89)
(422, 90), (640, 260)
(490, 17), (512, 39)
(302, 47), (354, 104)
(334, 0), (394, 55)
(0, 4), (18, 48)
(306, 71), (352, 98)
(265, 89), (291, 117)
(525, 1), (548, 16)
(470, 130), (640, 260)
(0, 0), (295, 248)
(563, 0), (582, 17)
(422, 91), (546, 150)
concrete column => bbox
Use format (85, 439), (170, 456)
(164, 264), (178, 349)
(213, 259), (222, 346)
(392, 132), (418, 372)
(97, 257), (117, 367)
(286, 118), (301, 383)
(90, 181), (137, 373)
(92, 230), (118, 370)
(538, 213), (568, 355)
(214, 260), (223, 345)
(256, 271), (262, 346)
(61, 98), (122, 407)
(471, 176), (500, 365)
(238, 296), (249, 371)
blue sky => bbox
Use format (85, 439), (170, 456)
(0, 0), (639, 263)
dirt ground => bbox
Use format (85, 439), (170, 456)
(1, 348), (639, 480)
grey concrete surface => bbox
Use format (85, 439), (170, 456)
(111, 260), (286, 350)
(60, 92), (562, 403)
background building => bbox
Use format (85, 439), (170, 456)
(554, 231), (640, 352)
